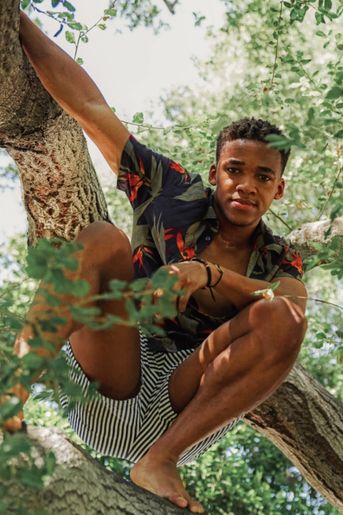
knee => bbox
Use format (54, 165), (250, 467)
(77, 221), (131, 260)
(76, 222), (133, 281)
(249, 296), (307, 361)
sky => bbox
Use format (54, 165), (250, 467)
(0, 0), (225, 243)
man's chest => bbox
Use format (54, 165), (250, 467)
(198, 239), (253, 277)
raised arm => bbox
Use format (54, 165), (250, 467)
(19, 11), (129, 174)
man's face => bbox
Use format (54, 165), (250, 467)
(209, 139), (285, 228)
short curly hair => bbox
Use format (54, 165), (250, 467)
(216, 117), (290, 174)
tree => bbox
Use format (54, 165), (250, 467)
(0, 0), (342, 512)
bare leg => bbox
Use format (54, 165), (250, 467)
(68, 222), (141, 399)
(131, 297), (307, 512)
(6, 221), (140, 432)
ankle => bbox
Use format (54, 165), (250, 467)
(140, 446), (179, 466)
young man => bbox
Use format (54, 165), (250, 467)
(12, 12), (307, 513)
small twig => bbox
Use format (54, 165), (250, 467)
(267, 207), (293, 231)
(269, 0), (284, 90)
(121, 119), (194, 132)
(252, 289), (343, 311)
(290, 296), (343, 310)
(73, 1), (117, 60)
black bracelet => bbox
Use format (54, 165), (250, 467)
(191, 258), (224, 302)
(211, 263), (223, 288)
(191, 257), (212, 287)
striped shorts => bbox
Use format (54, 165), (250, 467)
(59, 333), (237, 465)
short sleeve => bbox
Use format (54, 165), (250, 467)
(274, 246), (305, 282)
(117, 135), (189, 209)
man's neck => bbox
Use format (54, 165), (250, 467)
(214, 204), (261, 250)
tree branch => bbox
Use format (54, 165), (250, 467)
(245, 365), (343, 512)
(2, 426), (185, 514)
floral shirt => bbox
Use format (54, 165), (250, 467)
(117, 136), (304, 352)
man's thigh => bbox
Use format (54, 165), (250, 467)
(168, 301), (256, 414)
(168, 296), (306, 414)
(69, 221), (141, 401)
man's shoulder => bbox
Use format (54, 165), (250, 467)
(258, 219), (292, 249)
(257, 219), (304, 280)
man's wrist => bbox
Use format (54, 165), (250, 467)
(209, 262), (224, 289)
(191, 258), (224, 297)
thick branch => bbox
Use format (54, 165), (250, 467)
(3, 426), (184, 514)
(287, 217), (343, 258)
(246, 365), (343, 512)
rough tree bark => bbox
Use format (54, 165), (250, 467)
(0, 0), (110, 246)
(1, 426), (185, 514)
(0, 1), (342, 513)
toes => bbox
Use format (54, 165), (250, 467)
(168, 494), (188, 508)
(168, 494), (205, 513)
(188, 499), (205, 513)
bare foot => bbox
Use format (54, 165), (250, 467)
(131, 453), (204, 513)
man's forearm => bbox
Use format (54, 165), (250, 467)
(19, 12), (105, 118)
(211, 266), (305, 311)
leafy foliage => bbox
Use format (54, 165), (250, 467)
(0, 237), (179, 511)
(181, 423), (339, 515)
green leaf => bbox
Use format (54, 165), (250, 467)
(326, 86), (343, 99)
(69, 279), (90, 297)
(65, 31), (75, 44)
(133, 112), (144, 124)
(1, 433), (31, 457)
(21, 0), (31, 8)
(18, 468), (44, 489)
(70, 305), (101, 323)
(104, 8), (117, 16)
(51, 0), (60, 7)
(63, 0), (75, 12)
(68, 21), (83, 31)
(270, 281), (280, 291)
(130, 278), (148, 292)
(44, 451), (57, 475)
(22, 352), (45, 370)
(334, 129), (343, 138)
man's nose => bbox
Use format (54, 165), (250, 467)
(236, 177), (256, 193)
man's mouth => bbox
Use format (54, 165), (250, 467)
(230, 198), (256, 209)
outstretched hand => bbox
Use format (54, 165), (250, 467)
(157, 261), (208, 313)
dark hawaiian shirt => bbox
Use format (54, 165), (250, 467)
(117, 135), (304, 353)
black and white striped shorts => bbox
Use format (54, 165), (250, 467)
(60, 333), (237, 465)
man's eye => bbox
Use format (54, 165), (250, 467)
(259, 175), (271, 182)
(226, 168), (240, 174)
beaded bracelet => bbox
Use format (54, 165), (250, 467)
(191, 257), (224, 301)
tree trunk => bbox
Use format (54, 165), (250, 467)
(1, 1), (342, 512)
(0, 0), (110, 246)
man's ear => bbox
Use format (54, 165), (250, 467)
(209, 164), (217, 186)
(274, 178), (285, 200)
